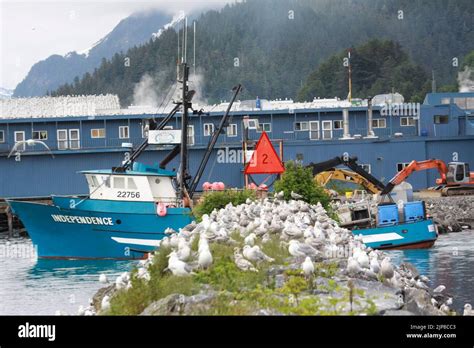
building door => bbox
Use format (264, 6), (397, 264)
(57, 129), (68, 150)
(69, 129), (80, 149)
(14, 131), (25, 152)
(309, 121), (319, 140)
(322, 120), (333, 139)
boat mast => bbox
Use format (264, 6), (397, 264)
(179, 62), (190, 200)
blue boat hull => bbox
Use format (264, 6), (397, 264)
(351, 219), (437, 250)
(7, 198), (193, 259)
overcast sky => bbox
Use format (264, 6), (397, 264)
(0, 0), (230, 90)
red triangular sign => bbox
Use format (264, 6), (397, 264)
(244, 131), (285, 174)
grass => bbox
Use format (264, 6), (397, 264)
(106, 236), (381, 316)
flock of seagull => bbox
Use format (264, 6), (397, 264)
(86, 192), (473, 316)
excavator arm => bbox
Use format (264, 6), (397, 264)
(381, 159), (448, 195)
(307, 155), (386, 193)
(315, 168), (382, 194)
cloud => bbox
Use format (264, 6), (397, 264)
(0, 0), (232, 89)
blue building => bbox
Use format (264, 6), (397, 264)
(0, 92), (473, 197)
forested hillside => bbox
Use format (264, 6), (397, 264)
(52, 0), (474, 105)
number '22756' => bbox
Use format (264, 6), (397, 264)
(117, 191), (140, 198)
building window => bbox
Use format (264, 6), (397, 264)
(119, 126), (129, 139)
(91, 128), (105, 138)
(32, 130), (48, 140)
(333, 120), (343, 130)
(0, 130), (4, 143)
(246, 119), (259, 130)
(257, 123), (271, 133)
(441, 98), (450, 105)
(14, 131), (25, 152)
(294, 121), (309, 131)
(69, 129), (80, 149)
(372, 119), (386, 128)
(227, 124), (238, 137)
(203, 123), (214, 136)
(400, 117), (416, 126)
(397, 162), (410, 172)
(360, 164), (371, 174)
(187, 125), (195, 146)
(57, 129), (68, 150)
(322, 120), (332, 139)
(309, 121), (319, 140)
(434, 115), (449, 124)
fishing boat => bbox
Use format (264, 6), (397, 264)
(7, 63), (242, 259)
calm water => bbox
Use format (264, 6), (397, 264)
(0, 231), (473, 315)
(385, 230), (474, 313)
(0, 237), (133, 315)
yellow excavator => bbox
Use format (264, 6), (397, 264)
(315, 168), (383, 195)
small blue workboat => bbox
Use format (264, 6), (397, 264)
(7, 63), (242, 259)
(349, 201), (438, 250)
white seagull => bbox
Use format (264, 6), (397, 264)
(8, 139), (55, 158)
(302, 256), (315, 277)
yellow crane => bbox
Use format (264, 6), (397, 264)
(315, 168), (383, 194)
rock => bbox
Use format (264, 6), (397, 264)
(399, 262), (420, 279)
(93, 284), (116, 312)
(351, 279), (403, 314)
(140, 291), (218, 315)
(404, 288), (445, 316)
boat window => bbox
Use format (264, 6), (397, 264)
(102, 176), (111, 188)
(114, 177), (125, 189)
(92, 176), (100, 187)
(0, 130), (4, 143)
(127, 177), (137, 190)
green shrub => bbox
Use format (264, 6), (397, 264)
(192, 189), (257, 221)
(274, 161), (331, 208)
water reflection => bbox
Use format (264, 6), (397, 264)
(386, 231), (474, 313)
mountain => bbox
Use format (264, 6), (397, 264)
(13, 10), (172, 97)
(0, 87), (13, 99)
(52, 0), (474, 105)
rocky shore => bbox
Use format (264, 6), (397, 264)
(425, 196), (474, 233)
(91, 195), (460, 316)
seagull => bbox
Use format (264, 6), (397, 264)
(177, 239), (191, 261)
(463, 304), (474, 316)
(347, 256), (362, 274)
(433, 285), (446, 294)
(290, 191), (303, 200)
(101, 295), (111, 312)
(8, 139), (55, 158)
(233, 249), (258, 272)
(244, 233), (257, 246)
(275, 190), (285, 200)
(167, 251), (194, 276)
(369, 257), (380, 274)
(243, 245), (274, 263)
(288, 240), (320, 258)
(302, 256), (314, 277)
(99, 273), (109, 284)
(380, 257), (394, 279)
(198, 247), (213, 269)
(356, 251), (370, 269)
